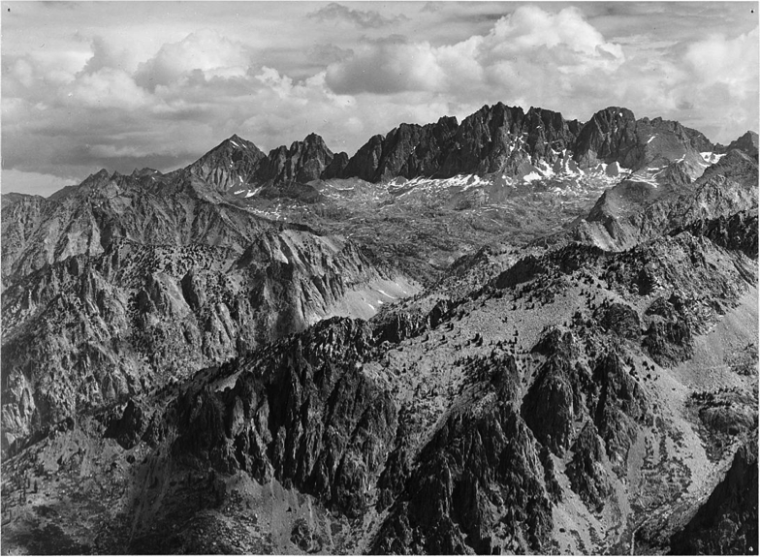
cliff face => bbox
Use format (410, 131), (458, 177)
(340, 103), (583, 182)
(339, 118), (458, 182)
(572, 107), (640, 167)
(172, 318), (398, 516)
(372, 360), (554, 555)
(333, 104), (719, 185)
(256, 133), (338, 184)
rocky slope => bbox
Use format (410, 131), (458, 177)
(4, 211), (755, 553)
(1, 193), (52, 281)
(2, 168), (275, 278)
(571, 148), (759, 251)
(1, 167), (418, 455)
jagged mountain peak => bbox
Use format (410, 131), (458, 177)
(316, 101), (725, 187)
(725, 130), (759, 157)
(301, 131), (330, 148)
(525, 105), (566, 121)
(131, 167), (160, 176)
(591, 105), (637, 123)
(573, 107), (641, 169)
(742, 130), (759, 144)
(256, 132), (337, 184)
(222, 132), (257, 148)
(168, 101), (739, 196)
(49, 167), (114, 198)
(88, 168), (111, 181)
(184, 133), (266, 192)
(468, 101), (525, 124)
(195, 133), (266, 164)
(437, 114), (458, 127)
(284, 132), (334, 157)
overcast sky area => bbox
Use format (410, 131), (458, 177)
(2, 1), (758, 196)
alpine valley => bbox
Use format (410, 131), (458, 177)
(1, 103), (757, 555)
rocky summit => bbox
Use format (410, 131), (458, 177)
(1, 101), (758, 555)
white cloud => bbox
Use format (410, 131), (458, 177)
(684, 27), (758, 95)
(64, 68), (151, 110)
(11, 59), (35, 88)
(325, 6), (625, 106)
(82, 36), (141, 74)
(135, 29), (250, 90)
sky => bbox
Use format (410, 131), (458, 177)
(2, 1), (758, 196)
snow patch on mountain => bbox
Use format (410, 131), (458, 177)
(700, 152), (725, 165)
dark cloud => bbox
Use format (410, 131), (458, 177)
(308, 3), (407, 28)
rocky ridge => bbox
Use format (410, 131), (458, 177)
(152, 103), (726, 202)
(1, 169), (418, 453)
(571, 147), (759, 251)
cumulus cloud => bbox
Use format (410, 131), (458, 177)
(485, 6), (624, 68)
(82, 36), (136, 74)
(309, 3), (407, 28)
(135, 30), (250, 90)
(677, 27), (759, 140)
(64, 68), (151, 110)
(684, 27), (758, 94)
(325, 6), (625, 104)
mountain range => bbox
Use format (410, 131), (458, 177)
(180, 104), (729, 193)
(1, 102), (758, 555)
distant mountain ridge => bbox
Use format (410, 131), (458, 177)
(169, 103), (752, 194)
(6, 103), (754, 203)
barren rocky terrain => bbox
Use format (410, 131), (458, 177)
(1, 103), (757, 554)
